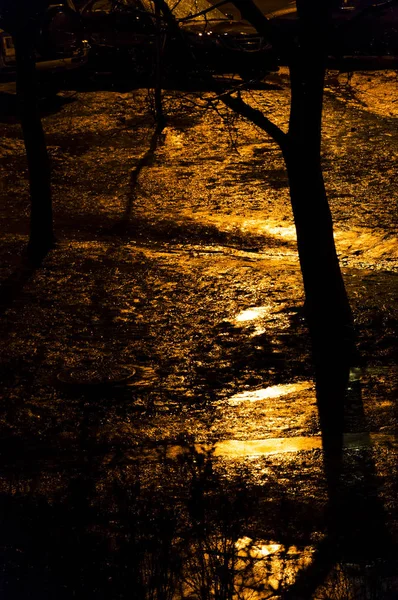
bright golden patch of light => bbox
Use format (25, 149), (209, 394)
(334, 227), (398, 270)
(191, 433), (396, 460)
(213, 437), (323, 458)
(234, 305), (273, 336)
(181, 534), (315, 599)
(235, 306), (271, 323)
(228, 382), (311, 406)
(263, 224), (297, 240)
(231, 536), (316, 598)
(235, 536), (282, 558)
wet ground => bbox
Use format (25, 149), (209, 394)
(0, 68), (397, 598)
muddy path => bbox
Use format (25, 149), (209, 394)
(0, 70), (396, 598)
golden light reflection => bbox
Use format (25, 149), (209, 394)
(182, 535), (315, 599)
(231, 537), (315, 598)
(236, 536), (282, 558)
(334, 227), (398, 270)
(169, 433), (397, 461)
(213, 436), (323, 458)
(239, 220), (298, 242)
(234, 305), (272, 336)
(263, 224), (297, 240)
(235, 306), (271, 323)
(228, 382), (312, 406)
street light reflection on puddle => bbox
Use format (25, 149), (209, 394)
(228, 382), (312, 405)
(234, 305), (272, 336)
(235, 306), (272, 323)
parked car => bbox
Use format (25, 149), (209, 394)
(0, 3), (89, 88)
(68, 0), (279, 80)
(251, 0), (398, 69)
(207, 0), (398, 69)
(329, 1), (398, 68)
(55, 0), (398, 84)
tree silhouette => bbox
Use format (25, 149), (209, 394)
(152, 0), (354, 375)
(0, 0), (54, 260)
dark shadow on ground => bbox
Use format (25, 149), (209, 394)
(281, 340), (397, 599)
(0, 320), (395, 598)
(64, 67), (285, 94)
(118, 124), (166, 228)
(60, 212), (295, 251)
(0, 91), (76, 123)
(186, 307), (312, 406)
(0, 252), (49, 317)
(0, 431), (316, 600)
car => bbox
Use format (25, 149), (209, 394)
(329, 1), (398, 69)
(253, 0), (398, 69)
(0, 3), (89, 90)
(65, 0), (398, 83)
(208, 0), (398, 70)
(68, 0), (279, 80)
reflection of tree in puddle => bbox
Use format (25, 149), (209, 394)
(125, 454), (289, 599)
(106, 444), (395, 599)
(0, 429), (395, 598)
(95, 444), (324, 599)
(181, 535), (315, 599)
(0, 364), (395, 599)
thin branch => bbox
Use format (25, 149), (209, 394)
(213, 86), (287, 149)
(152, 0), (285, 148)
(228, 0), (276, 45)
(170, 0), (184, 12)
(176, 0), (231, 23)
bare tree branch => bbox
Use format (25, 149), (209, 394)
(152, 0), (285, 146)
(176, 0), (231, 23)
(210, 85), (287, 148)
(227, 0), (276, 45)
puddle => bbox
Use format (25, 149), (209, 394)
(235, 306), (272, 323)
(233, 304), (275, 336)
(166, 433), (396, 461)
(181, 535), (315, 600)
(228, 382), (312, 406)
(213, 436), (323, 457)
(232, 537), (315, 597)
(174, 211), (397, 271)
(232, 304), (293, 336)
(213, 432), (397, 458)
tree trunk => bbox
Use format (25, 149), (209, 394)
(284, 141), (353, 341)
(284, 5), (353, 352)
(283, 9), (354, 464)
(14, 25), (54, 259)
(153, 1), (165, 129)
(284, 136), (351, 470)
